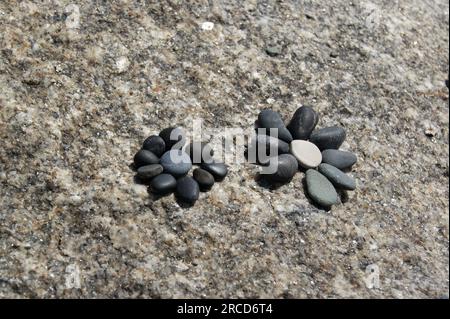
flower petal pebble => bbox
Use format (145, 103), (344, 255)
(250, 106), (358, 208)
(132, 127), (228, 205)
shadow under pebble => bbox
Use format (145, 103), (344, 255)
(337, 189), (349, 204)
(254, 173), (291, 191)
(134, 175), (150, 185)
(146, 187), (173, 201)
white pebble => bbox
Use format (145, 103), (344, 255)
(200, 21), (214, 31)
(290, 140), (322, 168)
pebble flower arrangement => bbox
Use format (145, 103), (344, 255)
(248, 106), (357, 208)
(133, 127), (228, 204)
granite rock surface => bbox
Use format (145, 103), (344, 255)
(0, 0), (448, 298)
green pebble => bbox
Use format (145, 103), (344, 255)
(305, 169), (339, 208)
(265, 46), (282, 57)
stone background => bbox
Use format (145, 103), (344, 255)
(0, 0), (448, 298)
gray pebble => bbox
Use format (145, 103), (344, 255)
(265, 45), (282, 57)
(287, 106), (319, 140)
(137, 164), (163, 180)
(309, 126), (346, 150)
(133, 149), (159, 168)
(318, 163), (356, 190)
(193, 168), (215, 190)
(142, 135), (165, 157)
(306, 169), (339, 208)
(176, 176), (200, 203)
(321, 149), (357, 169)
(150, 173), (176, 194)
(160, 150), (192, 177)
(257, 109), (293, 143)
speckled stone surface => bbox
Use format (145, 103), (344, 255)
(0, 1), (448, 298)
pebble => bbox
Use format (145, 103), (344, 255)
(306, 169), (339, 208)
(176, 176), (200, 203)
(159, 127), (186, 151)
(309, 126), (346, 150)
(248, 135), (289, 163)
(257, 109), (293, 143)
(185, 142), (214, 164)
(266, 46), (282, 57)
(201, 161), (228, 181)
(142, 135), (166, 157)
(150, 173), (177, 194)
(287, 106), (319, 140)
(200, 21), (214, 31)
(289, 140), (322, 168)
(159, 150), (192, 177)
(137, 164), (163, 180)
(133, 149), (159, 168)
(318, 163), (356, 190)
(266, 154), (298, 183)
(193, 168), (215, 191)
(321, 149), (357, 169)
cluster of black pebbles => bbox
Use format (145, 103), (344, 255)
(248, 106), (358, 208)
(133, 127), (228, 204)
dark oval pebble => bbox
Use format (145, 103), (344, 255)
(176, 176), (200, 203)
(142, 135), (165, 157)
(201, 161), (228, 181)
(321, 149), (357, 169)
(160, 150), (192, 177)
(287, 106), (319, 140)
(159, 127), (186, 151)
(186, 142), (214, 164)
(309, 126), (346, 150)
(248, 135), (289, 164)
(318, 163), (356, 190)
(265, 154), (298, 183)
(257, 109), (293, 143)
(133, 149), (159, 168)
(306, 169), (339, 208)
(150, 173), (177, 194)
(137, 164), (163, 180)
(193, 168), (215, 191)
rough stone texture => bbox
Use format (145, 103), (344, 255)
(0, 0), (448, 298)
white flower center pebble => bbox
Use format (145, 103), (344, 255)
(290, 140), (322, 168)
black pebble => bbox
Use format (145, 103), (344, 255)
(266, 154), (298, 183)
(201, 161), (228, 181)
(137, 164), (163, 180)
(321, 149), (357, 169)
(248, 135), (289, 163)
(142, 135), (165, 157)
(287, 106), (319, 140)
(176, 176), (200, 203)
(257, 109), (293, 143)
(134, 149), (159, 168)
(159, 127), (186, 151)
(150, 173), (177, 194)
(186, 142), (214, 164)
(309, 126), (346, 150)
(193, 168), (215, 191)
